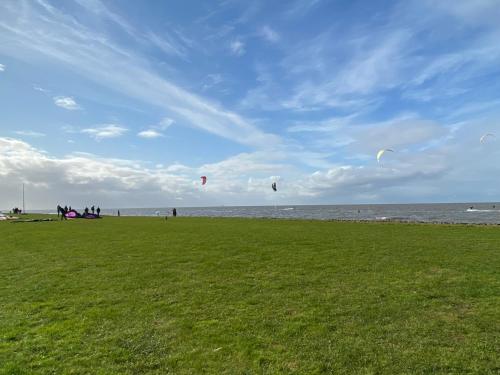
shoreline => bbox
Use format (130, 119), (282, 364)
(8, 213), (500, 226)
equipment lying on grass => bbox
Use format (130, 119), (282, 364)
(0, 213), (19, 221)
(65, 210), (102, 219)
(11, 218), (54, 223)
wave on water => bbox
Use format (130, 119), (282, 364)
(466, 209), (500, 212)
(281, 207), (294, 211)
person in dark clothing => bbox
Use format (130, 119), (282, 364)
(84, 207), (89, 215)
(91, 205), (95, 214)
(96, 207), (101, 217)
(64, 205), (68, 213)
(60, 206), (67, 220)
(117, 210), (120, 217)
(172, 208), (177, 217)
(57, 205), (61, 218)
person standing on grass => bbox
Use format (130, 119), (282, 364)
(172, 208), (177, 217)
(57, 205), (61, 218)
(60, 206), (67, 220)
(96, 206), (101, 217)
(117, 210), (120, 217)
(91, 205), (95, 214)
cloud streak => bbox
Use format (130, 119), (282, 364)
(0, 1), (278, 148)
(13, 130), (46, 137)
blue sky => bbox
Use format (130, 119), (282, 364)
(1, 0), (500, 209)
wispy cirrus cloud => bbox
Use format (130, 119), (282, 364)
(82, 124), (127, 140)
(0, 63), (5, 72)
(284, 0), (323, 18)
(243, 0), (500, 115)
(13, 130), (46, 137)
(73, 0), (136, 36)
(146, 32), (188, 58)
(53, 96), (80, 110)
(0, 1), (278, 148)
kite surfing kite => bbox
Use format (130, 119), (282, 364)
(377, 149), (394, 163)
(480, 133), (495, 143)
(200, 176), (207, 185)
(272, 182), (277, 192)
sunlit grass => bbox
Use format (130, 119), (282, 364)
(1, 216), (498, 374)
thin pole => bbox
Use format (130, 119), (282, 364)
(22, 183), (25, 214)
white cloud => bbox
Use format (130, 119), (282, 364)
(260, 26), (280, 43)
(230, 40), (246, 56)
(82, 124), (127, 140)
(0, 137), (194, 209)
(2, 131), (500, 208)
(0, 63), (5, 72)
(137, 129), (163, 138)
(14, 130), (46, 137)
(137, 117), (174, 139)
(53, 96), (80, 110)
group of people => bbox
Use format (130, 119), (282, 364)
(57, 204), (101, 220)
(83, 205), (101, 216)
(11, 207), (23, 214)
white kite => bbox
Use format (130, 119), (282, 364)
(377, 149), (394, 163)
(480, 133), (495, 143)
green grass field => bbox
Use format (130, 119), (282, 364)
(0, 216), (499, 374)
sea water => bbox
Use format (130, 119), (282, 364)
(93, 203), (500, 224)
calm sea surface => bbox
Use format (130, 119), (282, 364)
(83, 203), (500, 224)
